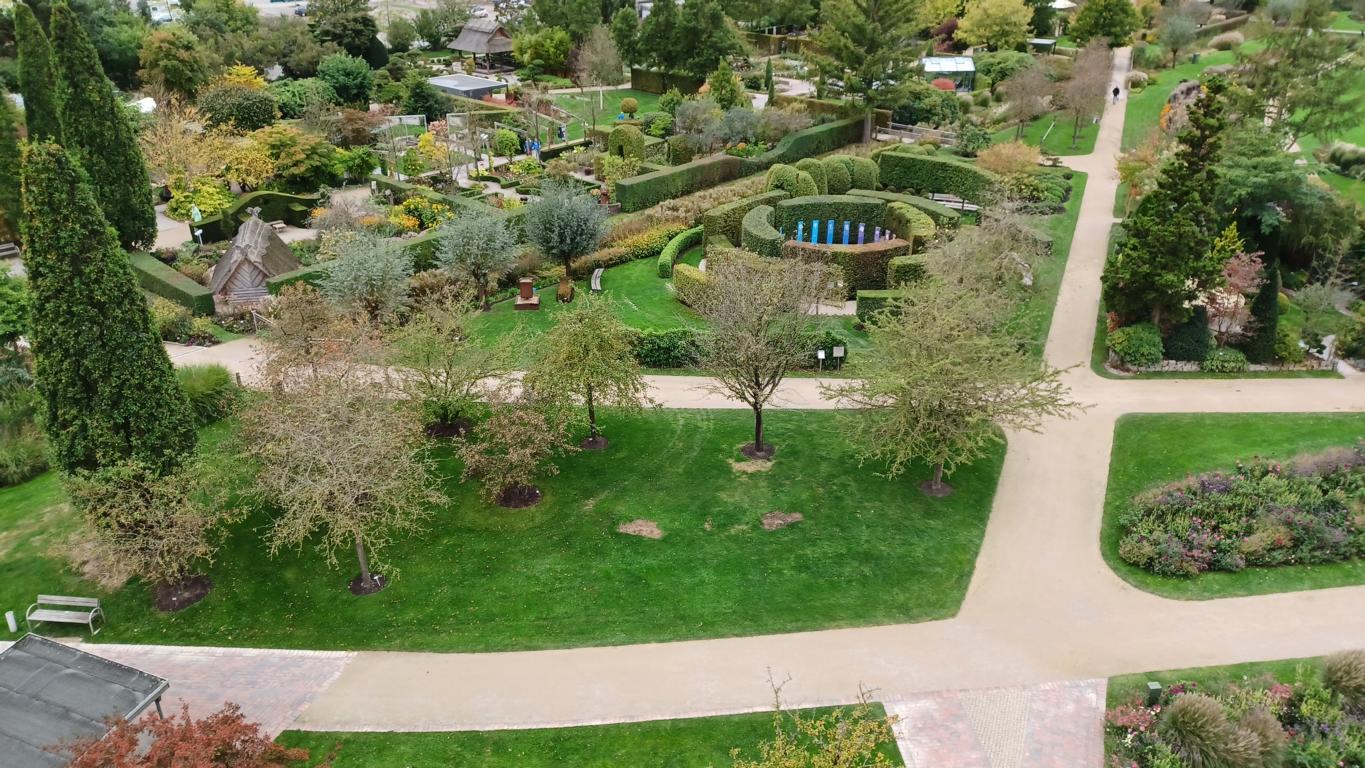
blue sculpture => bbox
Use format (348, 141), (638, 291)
(842, 221), (850, 245)
(857, 223), (865, 245)
(826, 219), (834, 244)
(796, 221), (804, 242)
(810, 219), (819, 244)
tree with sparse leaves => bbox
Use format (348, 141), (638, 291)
(50, 3), (158, 249)
(694, 254), (834, 460)
(14, 2), (62, 142)
(575, 23), (623, 122)
(21, 142), (195, 475)
(824, 280), (1080, 495)
(1057, 39), (1110, 148)
(731, 685), (901, 768)
(65, 702), (307, 768)
(524, 295), (653, 449)
(244, 288), (443, 594)
(1001, 63), (1052, 139)
(457, 397), (576, 507)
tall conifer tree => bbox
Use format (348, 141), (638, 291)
(20, 142), (195, 475)
(50, 3), (157, 250)
(14, 2), (63, 142)
(0, 93), (21, 241)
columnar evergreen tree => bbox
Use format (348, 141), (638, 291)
(0, 93), (21, 242)
(50, 4), (157, 250)
(20, 142), (196, 475)
(14, 2), (63, 142)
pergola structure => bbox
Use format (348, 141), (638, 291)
(0, 634), (168, 768)
(448, 18), (515, 72)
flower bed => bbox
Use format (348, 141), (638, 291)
(1117, 447), (1365, 578)
(1106, 652), (1365, 768)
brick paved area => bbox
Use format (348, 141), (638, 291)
(885, 680), (1106, 768)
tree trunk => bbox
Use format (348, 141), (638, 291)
(586, 383), (598, 441)
(753, 404), (764, 450)
(1072, 112), (1082, 149)
(862, 108), (873, 144)
(478, 280), (490, 311)
(1015, 120), (1025, 140)
(1151, 305), (1163, 328)
(933, 461), (944, 488)
(354, 533), (373, 588)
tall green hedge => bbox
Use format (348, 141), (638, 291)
(672, 262), (709, 306)
(773, 195), (886, 240)
(128, 253), (216, 315)
(701, 189), (789, 246)
(887, 254), (926, 285)
(1242, 260), (1280, 363)
(615, 154), (745, 212)
(739, 117), (864, 173)
(823, 156), (853, 194)
(884, 202), (935, 249)
(782, 239), (910, 298)
(876, 151), (1000, 203)
(657, 225), (704, 277)
(855, 289), (904, 321)
(14, 3), (62, 143)
(740, 205), (784, 258)
(849, 156), (879, 190)
(845, 188), (961, 226)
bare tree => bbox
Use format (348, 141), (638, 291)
(693, 255), (836, 459)
(1000, 64), (1053, 139)
(823, 280), (1081, 495)
(1058, 39), (1112, 149)
(575, 24), (623, 124)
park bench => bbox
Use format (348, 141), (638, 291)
(0, 242), (19, 260)
(927, 193), (981, 212)
(26, 595), (105, 636)
(591, 267), (604, 293)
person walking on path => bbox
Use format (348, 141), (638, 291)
(1112, 85), (1120, 103)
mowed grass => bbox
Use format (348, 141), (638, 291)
(1102, 413), (1365, 600)
(0, 410), (1003, 652)
(1121, 49), (1241, 151)
(1107, 656), (1322, 707)
(991, 112), (1099, 156)
(277, 706), (904, 767)
(554, 89), (663, 139)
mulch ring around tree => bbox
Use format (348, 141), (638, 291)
(153, 575), (212, 612)
(580, 435), (609, 451)
(919, 480), (954, 498)
(761, 511), (803, 531)
(424, 418), (473, 438)
(741, 442), (777, 461)
(497, 484), (543, 509)
(617, 519), (664, 539)
(349, 573), (388, 596)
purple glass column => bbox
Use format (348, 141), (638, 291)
(857, 223), (865, 244)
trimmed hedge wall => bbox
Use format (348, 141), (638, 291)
(876, 151), (1000, 203)
(615, 154), (745, 212)
(197, 190), (319, 242)
(740, 205), (784, 259)
(672, 262), (709, 306)
(794, 158), (827, 194)
(772, 195), (886, 240)
(884, 202), (936, 249)
(845, 188), (961, 226)
(887, 254), (926, 286)
(764, 163), (819, 198)
(855, 289), (903, 321)
(129, 252), (216, 315)
(267, 262), (332, 294)
(701, 189), (790, 247)
(782, 238), (910, 298)
(657, 225), (704, 277)
(739, 117), (864, 173)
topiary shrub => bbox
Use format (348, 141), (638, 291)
(666, 135), (694, 165)
(877, 150), (1000, 203)
(848, 156), (879, 190)
(794, 157), (828, 194)
(1324, 650), (1365, 712)
(672, 262), (709, 306)
(1108, 323), (1163, 368)
(175, 364), (240, 427)
(740, 205), (784, 258)
(198, 84), (280, 131)
(1162, 308), (1211, 362)
(823, 155), (853, 194)
(1242, 263), (1280, 363)
(764, 163), (819, 198)
(1201, 347), (1249, 373)
(493, 128), (521, 157)
(620, 97), (639, 117)
(1274, 324), (1305, 364)
(607, 124), (646, 160)
(633, 327), (701, 368)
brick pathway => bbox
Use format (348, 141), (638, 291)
(886, 680), (1106, 768)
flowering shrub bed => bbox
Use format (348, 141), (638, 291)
(1106, 651), (1365, 768)
(1117, 447), (1365, 578)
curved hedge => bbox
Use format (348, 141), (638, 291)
(876, 151), (1000, 203)
(196, 190), (319, 242)
(794, 158), (827, 194)
(701, 189), (789, 247)
(887, 254), (926, 286)
(845, 188), (961, 226)
(740, 205), (785, 259)
(657, 225), (704, 277)
(782, 238), (910, 298)
(608, 124), (646, 160)
(615, 154), (745, 212)
(884, 202), (936, 248)
(765, 163), (819, 198)
(739, 117), (864, 172)
(773, 195), (886, 240)
(129, 252), (216, 315)
(849, 156), (879, 190)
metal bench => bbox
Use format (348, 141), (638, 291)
(26, 595), (105, 636)
(590, 267), (604, 293)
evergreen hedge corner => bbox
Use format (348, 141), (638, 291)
(740, 205), (784, 259)
(657, 225), (704, 277)
(884, 202), (936, 249)
(1241, 261), (1280, 363)
(49, 4), (157, 250)
(823, 156), (853, 194)
(876, 150), (1001, 204)
(855, 289), (903, 321)
(782, 239), (910, 298)
(772, 195), (886, 239)
(615, 154), (745, 212)
(19, 142), (195, 475)
(128, 253), (216, 315)
(887, 254), (926, 286)
(700, 189), (789, 246)
(672, 262), (709, 306)
(845, 188), (961, 226)
(608, 124), (647, 160)
(794, 157), (828, 194)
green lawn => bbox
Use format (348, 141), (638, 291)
(1330, 11), (1365, 31)
(471, 255), (870, 367)
(0, 410), (1004, 652)
(1102, 413), (1365, 600)
(554, 89), (664, 140)
(277, 706), (904, 767)
(1107, 656), (1322, 707)
(991, 112), (1099, 156)
(1122, 49), (1240, 151)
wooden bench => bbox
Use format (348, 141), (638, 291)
(26, 595), (105, 636)
(590, 267), (604, 293)
(927, 193), (981, 212)
(0, 242), (20, 259)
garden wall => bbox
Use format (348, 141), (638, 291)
(783, 238), (910, 298)
(129, 252), (216, 315)
(876, 151), (1000, 203)
(701, 190), (790, 246)
(845, 188), (961, 226)
(197, 190), (319, 242)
